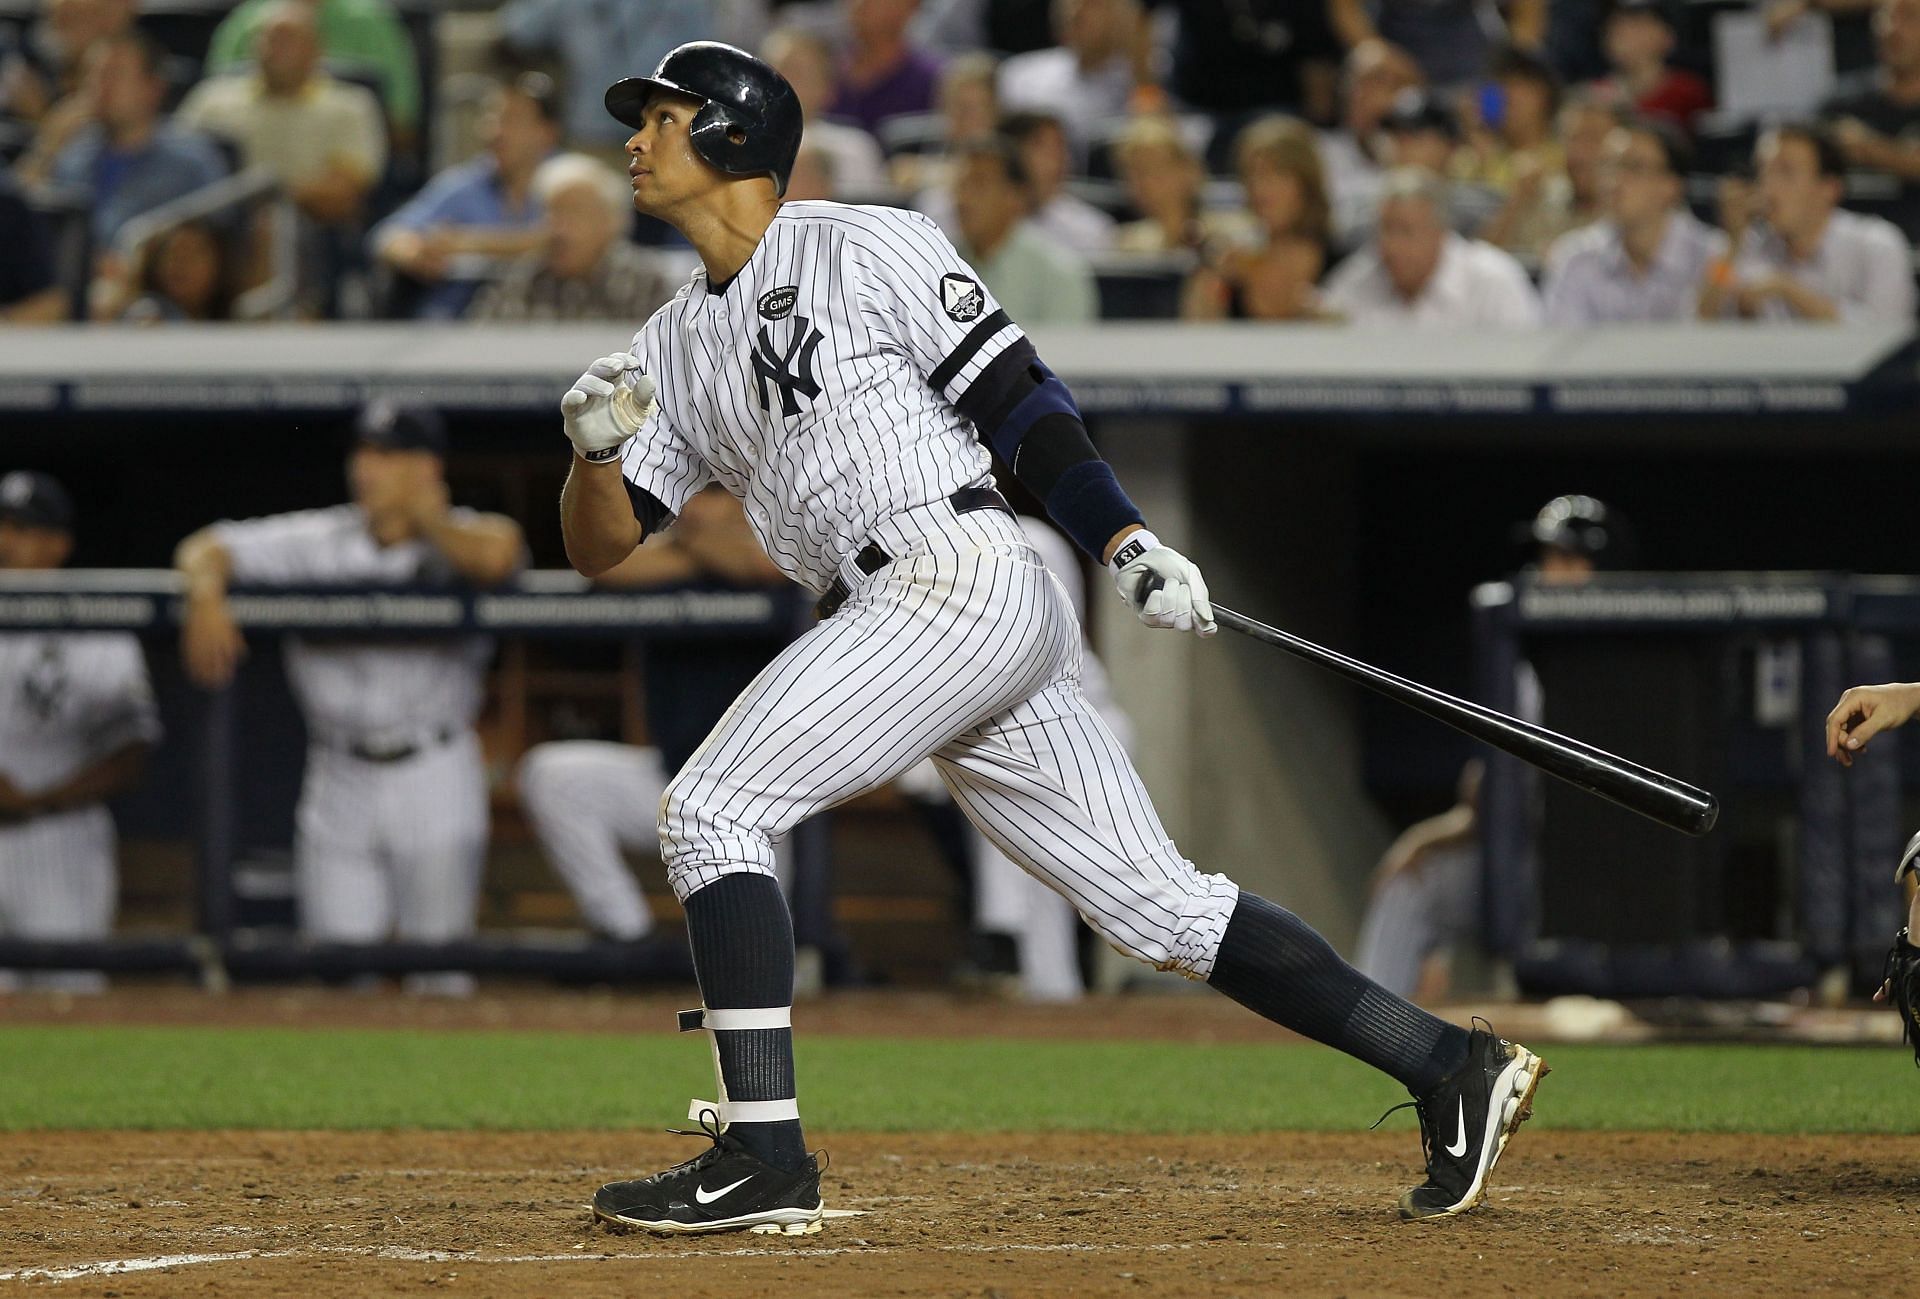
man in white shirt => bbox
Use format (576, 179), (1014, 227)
(1543, 119), (1727, 324)
(1701, 123), (1916, 323)
(1323, 168), (1543, 326)
(997, 0), (1138, 155)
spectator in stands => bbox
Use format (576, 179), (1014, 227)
(118, 219), (237, 322)
(1183, 115), (1331, 319)
(1459, 47), (1573, 255)
(762, 27), (890, 198)
(205, 0), (422, 148)
(1154, 0), (1339, 126)
(1701, 123), (1917, 321)
(1112, 114), (1255, 253)
(1323, 167), (1543, 323)
(18, 34), (227, 249)
(469, 153), (674, 323)
(370, 73), (560, 320)
(496, 0), (709, 147)
(1322, 40), (1425, 251)
(0, 470), (160, 994)
(997, 0), (1141, 153)
(1, 0), (135, 126)
(1590, 0), (1710, 132)
(1542, 119), (1726, 323)
(1825, 0), (1920, 241)
(0, 174), (64, 322)
(950, 136), (1097, 323)
(177, 1), (386, 227)
(832, 0), (943, 136)
(1331, 0), (1544, 90)
(892, 50), (999, 197)
(1000, 109), (1114, 252)
(784, 144), (836, 203)
(1372, 90), (1502, 235)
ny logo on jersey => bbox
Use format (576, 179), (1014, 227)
(750, 315), (825, 417)
(21, 642), (68, 723)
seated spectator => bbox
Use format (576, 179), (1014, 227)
(370, 73), (560, 320)
(469, 153), (676, 323)
(2, 0), (135, 126)
(762, 27), (890, 198)
(19, 34), (227, 249)
(1825, 0), (1920, 242)
(1460, 47), (1573, 255)
(1184, 116), (1332, 319)
(1323, 167), (1544, 324)
(1374, 90), (1502, 235)
(833, 0), (943, 136)
(892, 50), (999, 197)
(950, 136), (1097, 323)
(497, 0), (708, 146)
(0, 173), (64, 322)
(1555, 92), (1619, 232)
(1321, 40), (1426, 250)
(1542, 119), (1727, 323)
(1156, 0), (1339, 125)
(177, 1), (386, 226)
(1331, 0), (1545, 90)
(1701, 122), (1916, 321)
(784, 144), (837, 203)
(998, 0), (1140, 154)
(1001, 109), (1114, 252)
(1112, 114), (1256, 253)
(204, 0), (422, 147)
(1590, 0), (1711, 132)
(118, 219), (238, 323)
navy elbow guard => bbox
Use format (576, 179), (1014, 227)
(955, 343), (1142, 559)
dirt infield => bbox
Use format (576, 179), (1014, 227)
(3, 1128), (1918, 1297)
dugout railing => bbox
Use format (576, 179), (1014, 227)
(0, 569), (830, 986)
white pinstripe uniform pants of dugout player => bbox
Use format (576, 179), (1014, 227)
(659, 494), (1239, 986)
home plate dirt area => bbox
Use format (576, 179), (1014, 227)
(4, 1129), (1919, 1297)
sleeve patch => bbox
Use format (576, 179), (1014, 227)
(940, 273), (984, 322)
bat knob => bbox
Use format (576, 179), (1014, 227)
(1133, 572), (1165, 613)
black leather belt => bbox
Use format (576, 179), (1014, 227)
(816, 486), (1013, 620)
(347, 727), (459, 764)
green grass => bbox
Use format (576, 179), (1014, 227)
(3, 1027), (1915, 1133)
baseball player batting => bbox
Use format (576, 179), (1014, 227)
(562, 42), (1546, 1237)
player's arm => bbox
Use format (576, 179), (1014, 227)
(558, 352), (669, 577)
(409, 490), (525, 587)
(954, 336), (1214, 635)
(173, 527), (247, 689)
(1826, 681), (1920, 766)
(7, 741), (151, 819)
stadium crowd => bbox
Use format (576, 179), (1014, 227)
(3, 0), (1918, 328)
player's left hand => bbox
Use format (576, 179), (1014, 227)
(1826, 682), (1920, 766)
(1110, 530), (1215, 636)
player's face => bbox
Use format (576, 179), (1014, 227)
(349, 445), (434, 516)
(0, 520), (72, 571)
(625, 91), (723, 215)
(1536, 547), (1596, 585)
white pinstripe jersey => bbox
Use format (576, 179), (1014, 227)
(212, 505), (493, 743)
(619, 201), (1025, 592)
(0, 632), (161, 789)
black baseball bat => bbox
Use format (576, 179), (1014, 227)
(1211, 604), (1719, 837)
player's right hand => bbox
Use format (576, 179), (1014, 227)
(1109, 530), (1215, 636)
(562, 353), (656, 464)
(182, 593), (247, 689)
(1826, 682), (1920, 766)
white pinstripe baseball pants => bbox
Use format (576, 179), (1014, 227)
(661, 499), (1239, 979)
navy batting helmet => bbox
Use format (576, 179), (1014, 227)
(1518, 494), (1636, 568)
(605, 42), (803, 198)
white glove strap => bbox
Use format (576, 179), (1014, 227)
(1108, 529), (1161, 575)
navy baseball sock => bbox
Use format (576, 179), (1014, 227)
(682, 873), (810, 1173)
(1208, 891), (1471, 1093)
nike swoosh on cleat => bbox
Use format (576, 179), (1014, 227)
(694, 1175), (754, 1205)
(1444, 1097), (1468, 1158)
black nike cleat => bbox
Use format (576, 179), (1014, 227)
(1386, 1019), (1547, 1222)
(592, 1112), (825, 1236)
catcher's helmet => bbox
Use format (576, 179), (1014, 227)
(1518, 494), (1635, 568)
(605, 42), (803, 197)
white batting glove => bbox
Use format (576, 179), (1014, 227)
(1110, 530), (1216, 636)
(561, 353), (656, 464)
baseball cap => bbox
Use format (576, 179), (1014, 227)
(1381, 90), (1460, 141)
(0, 470), (75, 531)
(354, 400), (448, 456)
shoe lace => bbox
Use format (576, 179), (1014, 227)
(1369, 1096), (1436, 1165)
(651, 1108), (732, 1184)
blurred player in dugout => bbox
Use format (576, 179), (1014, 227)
(0, 471), (161, 991)
(174, 405), (523, 993)
(1355, 494), (1633, 1002)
